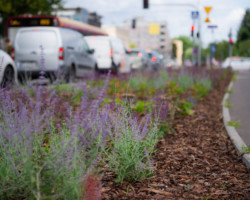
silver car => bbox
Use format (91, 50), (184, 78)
(127, 49), (150, 70)
(14, 27), (97, 82)
(0, 49), (17, 88)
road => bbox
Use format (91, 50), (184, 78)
(229, 71), (250, 146)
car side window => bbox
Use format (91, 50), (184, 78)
(82, 39), (90, 52)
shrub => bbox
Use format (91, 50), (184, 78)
(104, 108), (158, 183)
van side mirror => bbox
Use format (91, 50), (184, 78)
(88, 49), (95, 54)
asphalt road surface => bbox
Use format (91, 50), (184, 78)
(229, 71), (250, 146)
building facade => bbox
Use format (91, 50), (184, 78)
(55, 7), (102, 27)
(121, 17), (172, 57)
(101, 25), (131, 48)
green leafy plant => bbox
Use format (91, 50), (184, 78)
(193, 78), (212, 99)
(226, 89), (233, 94)
(242, 146), (250, 153)
(104, 110), (158, 183)
(177, 100), (194, 115)
(132, 101), (152, 113)
(224, 99), (233, 108)
(227, 121), (240, 127)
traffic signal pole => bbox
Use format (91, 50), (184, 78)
(150, 2), (202, 66)
(228, 28), (233, 58)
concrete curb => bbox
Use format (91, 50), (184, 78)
(222, 79), (250, 169)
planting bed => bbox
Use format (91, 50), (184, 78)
(0, 68), (249, 200)
(101, 70), (250, 200)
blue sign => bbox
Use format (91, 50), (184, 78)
(210, 45), (216, 53)
(208, 25), (218, 29)
(191, 11), (199, 19)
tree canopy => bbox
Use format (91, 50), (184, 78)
(0, 0), (63, 19)
(236, 8), (250, 56)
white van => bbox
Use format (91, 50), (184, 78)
(84, 36), (131, 74)
(222, 57), (250, 71)
(13, 27), (97, 82)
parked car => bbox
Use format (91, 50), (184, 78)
(222, 57), (250, 70)
(0, 49), (17, 88)
(85, 36), (131, 74)
(126, 48), (150, 70)
(147, 51), (163, 70)
(13, 27), (97, 82)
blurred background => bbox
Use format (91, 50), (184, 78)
(0, 0), (249, 69)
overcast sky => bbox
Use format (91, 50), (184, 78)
(64, 0), (249, 47)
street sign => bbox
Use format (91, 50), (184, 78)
(204, 7), (212, 14)
(149, 24), (160, 35)
(205, 17), (210, 23)
(191, 11), (199, 19)
(210, 44), (216, 53)
(208, 25), (218, 29)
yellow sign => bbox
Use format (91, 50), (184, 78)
(204, 7), (212, 14)
(40, 19), (50, 25)
(149, 24), (160, 35)
(205, 17), (210, 23)
(11, 20), (20, 26)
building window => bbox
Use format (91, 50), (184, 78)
(160, 39), (165, 42)
(161, 25), (165, 29)
(161, 45), (165, 49)
(160, 32), (165, 35)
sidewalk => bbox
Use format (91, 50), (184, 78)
(229, 71), (250, 146)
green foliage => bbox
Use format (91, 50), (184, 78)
(242, 146), (250, 153)
(194, 78), (212, 99)
(214, 40), (231, 60)
(226, 89), (233, 94)
(224, 99), (233, 108)
(177, 76), (194, 92)
(0, 0), (63, 18)
(227, 121), (240, 127)
(0, 125), (93, 199)
(158, 123), (170, 138)
(238, 39), (250, 57)
(105, 111), (158, 183)
(236, 8), (250, 56)
(174, 36), (192, 60)
(132, 101), (152, 113)
(177, 99), (194, 115)
(232, 72), (238, 82)
(237, 8), (250, 43)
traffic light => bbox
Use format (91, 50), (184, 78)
(191, 25), (195, 37)
(143, 0), (149, 9)
(132, 19), (136, 29)
(229, 38), (233, 44)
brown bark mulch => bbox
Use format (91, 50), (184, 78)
(101, 75), (250, 200)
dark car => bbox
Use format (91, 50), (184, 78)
(147, 51), (163, 70)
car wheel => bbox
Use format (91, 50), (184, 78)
(69, 65), (76, 83)
(1, 65), (15, 88)
(113, 63), (120, 75)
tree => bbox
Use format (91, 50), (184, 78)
(213, 40), (230, 60)
(0, 0), (64, 35)
(174, 36), (192, 60)
(236, 8), (250, 56)
(237, 8), (250, 43)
